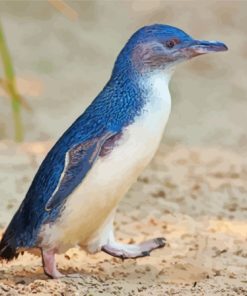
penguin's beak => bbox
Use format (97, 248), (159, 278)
(174, 39), (228, 61)
(188, 40), (228, 55)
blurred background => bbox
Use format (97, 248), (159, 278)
(0, 0), (246, 153)
(0, 2), (247, 293)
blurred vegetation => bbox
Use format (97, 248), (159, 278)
(0, 21), (25, 142)
(0, 1), (77, 142)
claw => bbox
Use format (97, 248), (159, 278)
(154, 237), (166, 248)
(142, 251), (150, 256)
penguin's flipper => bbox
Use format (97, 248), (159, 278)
(45, 130), (116, 211)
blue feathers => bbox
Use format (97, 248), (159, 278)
(0, 23), (193, 254)
(113, 24), (193, 74)
(0, 45), (147, 250)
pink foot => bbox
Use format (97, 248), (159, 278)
(41, 249), (63, 279)
(102, 237), (166, 259)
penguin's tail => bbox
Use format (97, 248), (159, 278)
(0, 228), (19, 261)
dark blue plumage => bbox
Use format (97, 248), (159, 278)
(0, 30), (149, 255)
(0, 72), (145, 255)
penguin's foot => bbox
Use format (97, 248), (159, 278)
(101, 237), (166, 259)
(42, 249), (63, 279)
(42, 249), (82, 279)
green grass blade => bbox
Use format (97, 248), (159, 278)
(0, 21), (23, 142)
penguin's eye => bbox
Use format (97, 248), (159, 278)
(165, 39), (179, 49)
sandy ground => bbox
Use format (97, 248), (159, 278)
(0, 142), (246, 295)
(0, 1), (247, 295)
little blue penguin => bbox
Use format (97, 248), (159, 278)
(0, 24), (227, 278)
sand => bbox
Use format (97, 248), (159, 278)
(0, 142), (246, 295)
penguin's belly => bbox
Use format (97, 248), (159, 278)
(39, 77), (171, 252)
(59, 132), (157, 249)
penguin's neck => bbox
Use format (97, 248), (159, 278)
(138, 69), (172, 100)
(133, 70), (172, 132)
(115, 67), (172, 108)
(89, 68), (173, 133)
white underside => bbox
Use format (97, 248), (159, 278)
(39, 73), (172, 253)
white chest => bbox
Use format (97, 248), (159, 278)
(135, 73), (171, 137)
(86, 73), (171, 198)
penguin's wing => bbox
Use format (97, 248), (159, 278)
(45, 130), (116, 211)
